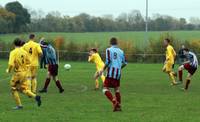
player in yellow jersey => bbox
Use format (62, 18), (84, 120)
(6, 38), (41, 110)
(162, 38), (178, 85)
(88, 48), (105, 90)
(23, 34), (43, 93)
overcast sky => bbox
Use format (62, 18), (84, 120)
(0, 0), (200, 19)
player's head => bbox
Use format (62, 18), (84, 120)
(110, 37), (118, 46)
(20, 40), (25, 46)
(181, 44), (185, 49)
(183, 48), (189, 55)
(89, 48), (97, 55)
(29, 34), (35, 40)
(163, 38), (170, 47)
(13, 38), (22, 47)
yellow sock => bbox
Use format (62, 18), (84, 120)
(169, 72), (176, 83)
(101, 75), (105, 83)
(31, 78), (37, 93)
(12, 91), (22, 106)
(95, 80), (99, 88)
(23, 90), (36, 98)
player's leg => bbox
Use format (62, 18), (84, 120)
(53, 76), (64, 93)
(184, 73), (192, 90)
(31, 67), (38, 93)
(166, 63), (177, 85)
(100, 74), (105, 83)
(10, 75), (23, 110)
(94, 71), (100, 89)
(39, 71), (51, 93)
(178, 65), (184, 82)
(113, 87), (122, 112)
(21, 80), (42, 107)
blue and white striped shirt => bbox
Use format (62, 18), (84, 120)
(45, 44), (57, 65)
(105, 45), (127, 80)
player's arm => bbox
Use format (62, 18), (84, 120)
(37, 44), (43, 57)
(88, 54), (94, 62)
(121, 53), (127, 69)
(6, 52), (14, 73)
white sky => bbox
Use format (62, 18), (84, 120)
(0, 0), (200, 19)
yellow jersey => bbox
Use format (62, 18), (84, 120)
(23, 40), (42, 66)
(8, 48), (31, 72)
(88, 53), (105, 70)
(166, 45), (176, 64)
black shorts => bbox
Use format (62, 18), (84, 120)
(48, 64), (58, 76)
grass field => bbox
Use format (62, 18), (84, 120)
(1, 31), (200, 47)
(0, 60), (200, 122)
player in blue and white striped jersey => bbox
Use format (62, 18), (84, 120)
(98, 37), (127, 112)
(178, 48), (198, 91)
(39, 42), (64, 93)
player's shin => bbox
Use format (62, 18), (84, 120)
(169, 72), (177, 84)
(178, 70), (183, 81)
(95, 79), (99, 89)
(101, 75), (105, 83)
(55, 80), (64, 91)
(185, 78), (191, 90)
(115, 90), (121, 104)
(12, 90), (22, 106)
(103, 88), (115, 104)
(31, 78), (37, 93)
(43, 78), (51, 90)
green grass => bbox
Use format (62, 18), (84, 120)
(1, 31), (200, 47)
(0, 60), (200, 122)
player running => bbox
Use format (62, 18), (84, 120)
(88, 48), (105, 90)
(7, 38), (41, 110)
(23, 34), (43, 93)
(98, 37), (127, 112)
(162, 38), (178, 85)
(39, 42), (64, 93)
(178, 48), (198, 91)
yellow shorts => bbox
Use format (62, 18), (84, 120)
(29, 66), (38, 78)
(164, 63), (173, 72)
(10, 72), (29, 91)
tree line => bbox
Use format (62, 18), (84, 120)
(1, 1), (200, 33)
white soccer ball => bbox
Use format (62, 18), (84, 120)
(64, 64), (71, 70)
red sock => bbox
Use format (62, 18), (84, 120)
(44, 78), (51, 89)
(115, 92), (121, 104)
(55, 80), (63, 90)
(105, 91), (114, 104)
(179, 70), (183, 81)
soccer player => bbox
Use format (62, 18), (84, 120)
(23, 34), (43, 93)
(98, 37), (127, 112)
(39, 42), (64, 93)
(178, 48), (198, 91)
(162, 38), (178, 85)
(88, 48), (105, 90)
(7, 38), (41, 110)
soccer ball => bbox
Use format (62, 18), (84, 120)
(64, 64), (71, 70)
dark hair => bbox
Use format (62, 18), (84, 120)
(90, 48), (97, 53)
(110, 37), (118, 45)
(43, 41), (49, 46)
(29, 34), (35, 39)
(165, 38), (170, 43)
(20, 40), (25, 46)
(13, 38), (22, 47)
(183, 48), (189, 52)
